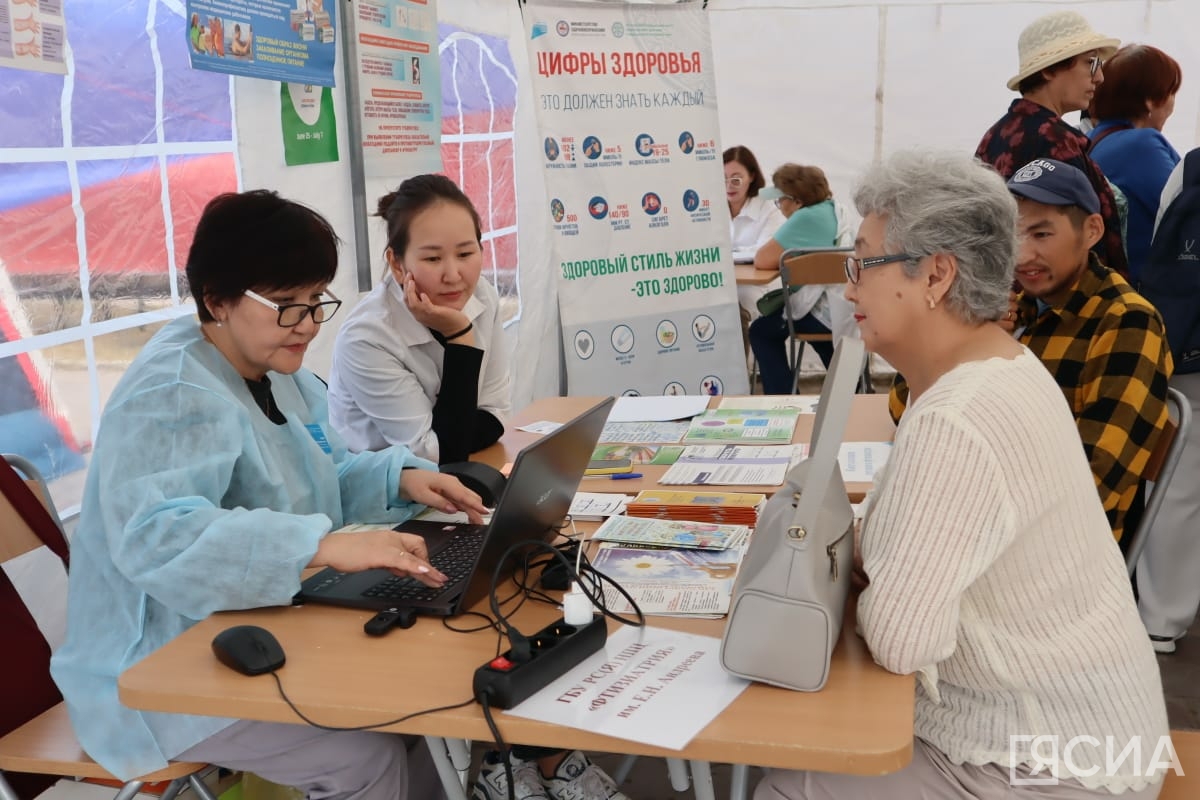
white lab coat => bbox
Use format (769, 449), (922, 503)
(328, 273), (511, 462)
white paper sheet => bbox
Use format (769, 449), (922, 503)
(787, 442), (893, 483)
(516, 420), (563, 434)
(607, 395), (711, 423)
(504, 626), (749, 750)
(568, 492), (631, 520)
(658, 444), (799, 486)
(717, 395), (822, 413)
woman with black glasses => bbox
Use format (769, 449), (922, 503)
(747, 163), (841, 394)
(51, 189), (485, 800)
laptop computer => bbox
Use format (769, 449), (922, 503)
(296, 396), (616, 616)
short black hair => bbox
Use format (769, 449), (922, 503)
(186, 190), (340, 322)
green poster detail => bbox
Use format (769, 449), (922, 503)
(281, 83), (339, 166)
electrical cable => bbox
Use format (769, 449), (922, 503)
(269, 671), (474, 732)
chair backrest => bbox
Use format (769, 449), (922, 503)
(779, 248), (852, 293)
(1124, 387), (1192, 575)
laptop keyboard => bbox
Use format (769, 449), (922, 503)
(361, 529), (485, 603)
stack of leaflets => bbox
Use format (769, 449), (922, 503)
(592, 515), (750, 550)
(590, 516), (749, 618)
(623, 490), (764, 525)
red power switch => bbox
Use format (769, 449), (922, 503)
(488, 656), (516, 671)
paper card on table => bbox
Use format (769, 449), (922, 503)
(682, 409), (800, 444)
(591, 444), (661, 464)
(658, 445), (796, 486)
(599, 421), (690, 444)
(517, 420), (562, 434)
(607, 395), (710, 422)
(568, 492), (631, 521)
(837, 442), (892, 482)
(788, 442), (892, 483)
(717, 395), (822, 413)
(648, 446), (684, 465)
(592, 542), (747, 617)
(592, 515), (749, 550)
(504, 626), (750, 751)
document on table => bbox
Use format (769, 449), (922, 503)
(592, 542), (748, 618)
(607, 395), (710, 422)
(505, 626), (750, 750)
(658, 444), (799, 486)
(717, 395), (822, 413)
(788, 442), (893, 483)
(599, 421), (690, 444)
(682, 409), (800, 444)
(568, 492), (631, 521)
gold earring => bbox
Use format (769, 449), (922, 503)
(927, 297), (936, 310)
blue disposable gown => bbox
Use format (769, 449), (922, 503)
(50, 317), (434, 779)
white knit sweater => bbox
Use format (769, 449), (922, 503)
(859, 350), (1169, 793)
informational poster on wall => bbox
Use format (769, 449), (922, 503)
(281, 83), (339, 166)
(185, 0), (337, 86)
(349, 0), (442, 178)
(524, 0), (744, 397)
(0, 0), (67, 75)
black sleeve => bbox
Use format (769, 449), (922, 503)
(431, 340), (502, 463)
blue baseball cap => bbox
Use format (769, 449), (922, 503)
(1007, 158), (1101, 215)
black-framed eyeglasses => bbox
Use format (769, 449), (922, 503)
(844, 253), (913, 284)
(773, 195), (798, 209)
(1087, 55), (1104, 77)
(243, 289), (342, 327)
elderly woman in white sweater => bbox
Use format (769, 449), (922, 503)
(755, 151), (1170, 799)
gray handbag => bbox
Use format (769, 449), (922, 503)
(720, 336), (864, 691)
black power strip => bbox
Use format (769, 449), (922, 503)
(473, 617), (607, 709)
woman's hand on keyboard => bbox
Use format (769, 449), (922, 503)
(399, 469), (488, 524)
(311, 530), (449, 587)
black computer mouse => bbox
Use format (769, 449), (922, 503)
(211, 625), (286, 676)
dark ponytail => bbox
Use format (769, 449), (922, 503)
(376, 174), (482, 259)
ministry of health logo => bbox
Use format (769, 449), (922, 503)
(611, 22), (625, 38)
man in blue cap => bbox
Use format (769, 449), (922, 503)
(1007, 157), (1172, 554)
(889, 157), (1171, 552)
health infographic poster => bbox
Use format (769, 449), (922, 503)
(0, 0), (67, 75)
(186, 0), (337, 86)
(349, 0), (442, 178)
(524, 0), (746, 397)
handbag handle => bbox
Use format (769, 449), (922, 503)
(788, 337), (864, 536)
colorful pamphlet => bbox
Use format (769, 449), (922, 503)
(624, 490), (765, 524)
(592, 542), (747, 618)
(592, 515), (749, 551)
(681, 409), (800, 444)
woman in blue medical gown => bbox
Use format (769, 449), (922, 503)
(50, 190), (486, 800)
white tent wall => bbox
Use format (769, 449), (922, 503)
(708, 0), (1200, 234)
(230, 0), (1200, 404)
(233, 0), (561, 406)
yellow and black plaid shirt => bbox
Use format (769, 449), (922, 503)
(889, 255), (1173, 542)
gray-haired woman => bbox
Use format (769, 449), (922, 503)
(755, 151), (1169, 799)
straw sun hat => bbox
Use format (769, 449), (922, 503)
(1007, 11), (1120, 91)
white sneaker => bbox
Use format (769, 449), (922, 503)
(542, 751), (630, 800)
(473, 752), (549, 800)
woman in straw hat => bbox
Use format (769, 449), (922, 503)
(976, 10), (1128, 276)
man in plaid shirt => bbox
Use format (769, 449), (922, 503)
(889, 158), (1172, 543)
